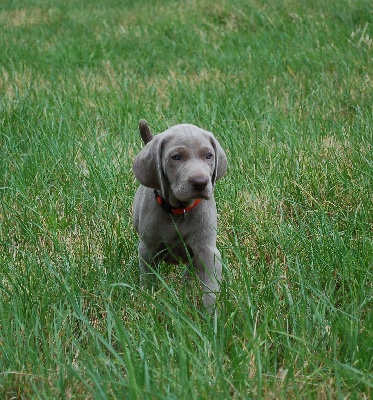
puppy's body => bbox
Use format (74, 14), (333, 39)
(132, 123), (227, 312)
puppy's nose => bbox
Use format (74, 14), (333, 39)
(190, 176), (209, 191)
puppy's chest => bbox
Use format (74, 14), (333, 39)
(160, 215), (193, 242)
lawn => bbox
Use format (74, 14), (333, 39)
(0, 0), (372, 398)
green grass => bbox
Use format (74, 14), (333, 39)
(0, 0), (372, 398)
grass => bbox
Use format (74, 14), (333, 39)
(0, 0), (372, 398)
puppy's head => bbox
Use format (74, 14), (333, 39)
(133, 124), (227, 207)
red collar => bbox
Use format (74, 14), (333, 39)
(154, 190), (201, 215)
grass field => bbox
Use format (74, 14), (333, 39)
(0, 0), (372, 398)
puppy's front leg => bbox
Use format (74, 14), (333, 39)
(193, 246), (222, 314)
(138, 240), (159, 287)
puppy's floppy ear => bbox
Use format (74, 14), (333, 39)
(209, 135), (227, 185)
(133, 135), (166, 192)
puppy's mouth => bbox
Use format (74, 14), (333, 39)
(193, 192), (211, 200)
(169, 180), (213, 207)
(174, 189), (212, 204)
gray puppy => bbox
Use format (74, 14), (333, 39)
(132, 121), (227, 313)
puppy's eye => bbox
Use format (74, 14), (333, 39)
(206, 152), (213, 159)
(171, 154), (181, 161)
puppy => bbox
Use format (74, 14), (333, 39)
(132, 121), (227, 313)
